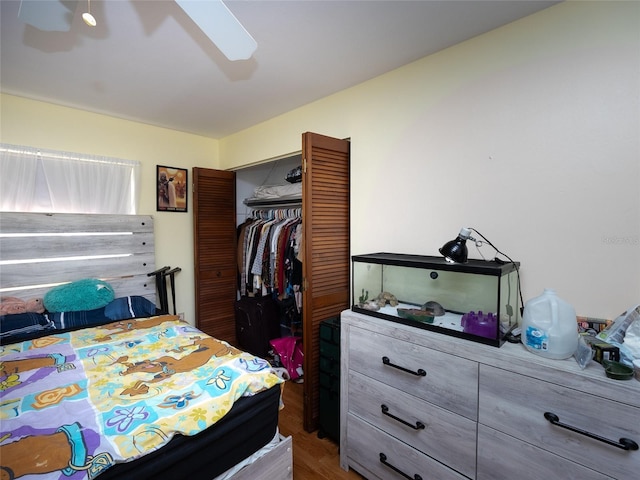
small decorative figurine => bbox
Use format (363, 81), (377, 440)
(358, 288), (369, 305)
(397, 300), (445, 324)
(375, 292), (399, 308)
(357, 288), (380, 311)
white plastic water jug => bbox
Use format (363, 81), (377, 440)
(521, 289), (578, 359)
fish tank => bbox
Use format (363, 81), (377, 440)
(351, 253), (521, 347)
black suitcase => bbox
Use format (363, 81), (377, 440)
(235, 296), (281, 357)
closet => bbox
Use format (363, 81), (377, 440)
(193, 132), (350, 432)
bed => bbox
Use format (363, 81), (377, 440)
(0, 212), (293, 480)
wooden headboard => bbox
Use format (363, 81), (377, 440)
(0, 212), (156, 304)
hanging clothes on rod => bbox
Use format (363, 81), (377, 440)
(237, 206), (303, 336)
(250, 207), (302, 220)
(237, 208), (302, 304)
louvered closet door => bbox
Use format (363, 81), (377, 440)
(193, 167), (237, 344)
(302, 132), (350, 432)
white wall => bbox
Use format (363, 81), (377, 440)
(220, 1), (640, 319)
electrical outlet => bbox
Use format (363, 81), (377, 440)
(178, 312), (185, 321)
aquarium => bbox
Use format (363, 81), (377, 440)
(352, 253), (521, 347)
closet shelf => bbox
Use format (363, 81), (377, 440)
(243, 198), (302, 208)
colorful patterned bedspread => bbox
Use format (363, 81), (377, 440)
(0, 315), (283, 480)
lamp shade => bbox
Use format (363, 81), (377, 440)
(439, 227), (472, 263)
(439, 238), (468, 263)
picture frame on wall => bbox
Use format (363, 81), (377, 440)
(157, 165), (188, 212)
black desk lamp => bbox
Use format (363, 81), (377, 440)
(439, 227), (473, 263)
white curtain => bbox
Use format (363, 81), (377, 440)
(0, 144), (140, 214)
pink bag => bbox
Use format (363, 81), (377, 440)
(270, 336), (304, 380)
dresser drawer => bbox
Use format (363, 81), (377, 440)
(479, 365), (640, 479)
(348, 325), (478, 419)
(348, 370), (476, 478)
(346, 413), (469, 480)
(477, 425), (611, 480)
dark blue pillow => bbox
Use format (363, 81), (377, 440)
(0, 313), (54, 343)
(104, 296), (157, 320)
(46, 308), (111, 330)
(1, 297), (158, 344)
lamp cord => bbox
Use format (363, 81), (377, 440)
(470, 228), (525, 315)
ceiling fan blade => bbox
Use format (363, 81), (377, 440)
(175, 0), (257, 61)
(18, 0), (79, 32)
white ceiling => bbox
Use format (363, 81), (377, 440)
(0, 0), (560, 139)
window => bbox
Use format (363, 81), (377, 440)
(0, 144), (140, 214)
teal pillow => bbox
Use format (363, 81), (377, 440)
(44, 279), (115, 313)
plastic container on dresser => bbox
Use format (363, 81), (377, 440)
(351, 253), (521, 347)
(521, 288), (578, 359)
(340, 309), (640, 480)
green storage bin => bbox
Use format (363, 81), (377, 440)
(318, 316), (341, 442)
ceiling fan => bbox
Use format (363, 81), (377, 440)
(16, 0), (257, 61)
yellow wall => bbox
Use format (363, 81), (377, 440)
(220, 1), (640, 319)
(2, 1), (638, 321)
(0, 94), (219, 324)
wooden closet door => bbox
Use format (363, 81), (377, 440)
(192, 167), (237, 343)
(302, 132), (350, 432)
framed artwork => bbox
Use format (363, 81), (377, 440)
(157, 165), (188, 212)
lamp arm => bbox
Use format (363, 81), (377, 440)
(469, 228), (507, 260)
(469, 228), (525, 315)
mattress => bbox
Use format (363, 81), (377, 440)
(0, 315), (283, 480)
(97, 382), (282, 479)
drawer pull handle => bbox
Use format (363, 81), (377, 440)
(381, 404), (425, 430)
(379, 453), (423, 480)
(382, 356), (426, 377)
(544, 412), (639, 451)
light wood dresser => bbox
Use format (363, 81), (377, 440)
(340, 309), (640, 480)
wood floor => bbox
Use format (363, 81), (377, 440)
(278, 380), (364, 479)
